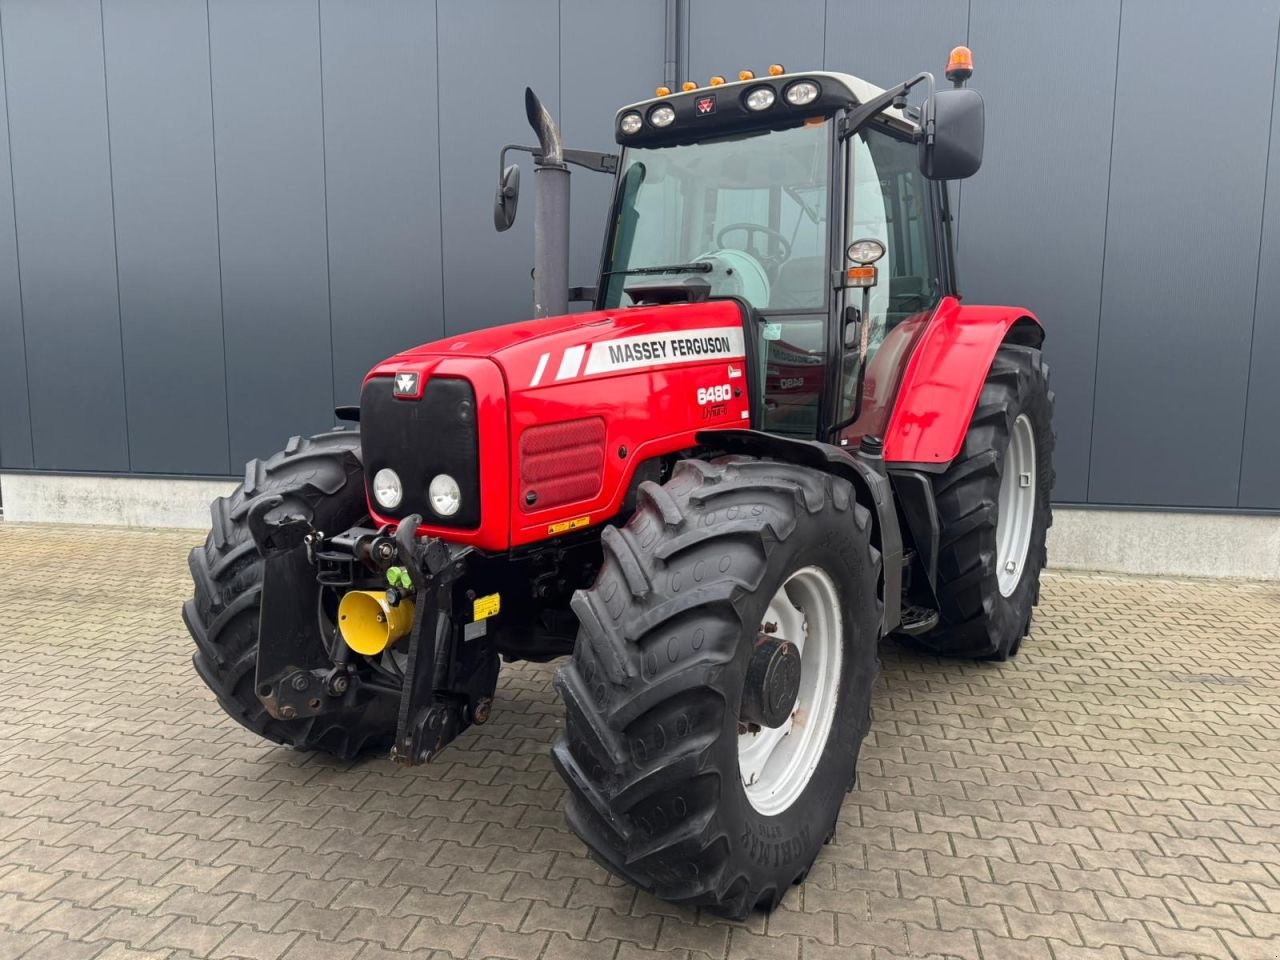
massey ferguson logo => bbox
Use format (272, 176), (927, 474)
(695, 95), (716, 116)
(393, 372), (419, 397)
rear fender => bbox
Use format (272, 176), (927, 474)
(696, 429), (902, 635)
(884, 298), (1043, 467)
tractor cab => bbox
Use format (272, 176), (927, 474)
(600, 69), (959, 443)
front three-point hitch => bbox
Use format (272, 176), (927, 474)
(246, 500), (499, 765)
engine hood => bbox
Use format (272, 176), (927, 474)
(366, 300), (749, 395)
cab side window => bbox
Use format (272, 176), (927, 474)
(850, 126), (939, 357)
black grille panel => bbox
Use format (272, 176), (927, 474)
(360, 376), (480, 528)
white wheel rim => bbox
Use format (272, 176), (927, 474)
(738, 565), (842, 816)
(996, 414), (1037, 598)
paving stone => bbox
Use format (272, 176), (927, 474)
(0, 930), (51, 960)
(11, 933), (104, 960)
(519, 902), (595, 940)
(208, 925), (298, 960)
(85, 909), (175, 950)
(465, 924), (548, 959)
(146, 917), (237, 955)
(3, 525), (1279, 960)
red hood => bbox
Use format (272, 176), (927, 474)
(361, 298), (753, 551)
(389, 311), (591, 361)
(366, 300), (748, 393)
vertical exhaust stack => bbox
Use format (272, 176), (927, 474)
(525, 88), (569, 318)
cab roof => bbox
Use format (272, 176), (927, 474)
(614, 70), (914, 146)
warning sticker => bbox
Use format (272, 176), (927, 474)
(548, 515), (591, 536)
(472, 593), (501, 621)
(582, 327), (745, 376)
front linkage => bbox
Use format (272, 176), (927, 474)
(246, 498), (499, 766)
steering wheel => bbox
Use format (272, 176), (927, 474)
(715, 223), (792, 273)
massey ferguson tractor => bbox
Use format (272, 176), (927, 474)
(184, 49), (1054, 917)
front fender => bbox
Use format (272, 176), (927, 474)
(884, 298), (1043, 466)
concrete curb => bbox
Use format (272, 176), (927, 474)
(4, 472), (1278, 580)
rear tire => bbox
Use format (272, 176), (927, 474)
(183, 429), (397, 758)
(552, 458), (881, 918)
(918, 344), (1055, 660)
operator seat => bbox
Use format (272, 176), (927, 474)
(770, 255), (825, 310)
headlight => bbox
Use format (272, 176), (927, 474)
(372, 468), (403, 510)
(429, 474), (462, 517)
(619, 111), (643, 135)
(649, 104), (676, 128)
(784, 80), (819, 106)
(745, 86), (776, 111)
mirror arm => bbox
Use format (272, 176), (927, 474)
(498, 143), (539, 184)
(919, 72), (937, 147)
(562, 149), (618, 174)
(499, 143), (617, 179)
(839, 71), (934, 142)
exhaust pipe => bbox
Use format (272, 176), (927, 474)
(525, 87), (569, 318)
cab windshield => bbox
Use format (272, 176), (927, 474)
(601, 121), (831, 311)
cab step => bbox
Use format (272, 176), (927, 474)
(895, 603), (940, 637)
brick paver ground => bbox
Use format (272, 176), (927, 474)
(1, 521), (1278, 960)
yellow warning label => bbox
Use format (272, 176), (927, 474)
(548, 515), (590, 536)
(472, 593), (501, 621)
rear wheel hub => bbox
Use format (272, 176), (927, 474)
(741, 636), (802, 729)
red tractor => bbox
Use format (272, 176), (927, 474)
(185, 50), (1053, 917)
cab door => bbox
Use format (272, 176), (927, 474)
(833, 122), (946, 445)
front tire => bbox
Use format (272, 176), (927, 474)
(552, 458), (881, 918)
(919, 344), (1055, 659)
(183, 429), (396, 758)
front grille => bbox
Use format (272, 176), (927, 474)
(519, 417), (606, 513)
(360, 376), (480, 528)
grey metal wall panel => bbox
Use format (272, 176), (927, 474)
(437, 0), (558, 334)
(102, 0), (229, 476)
(2, 0), (128, 471)
(209, 0), (332, 467)
(1239, 30), (1280, 510)
(321, 0), (443, 405)
(560, 0), (664, 294)
(1090, 0), (1278, 507)
(961, 0), (1120, 503)
(823, 0), (969, 89)
(0, 14), (31, 470)
(686, 0), (824, 83)
(0, 0), (1277, 511)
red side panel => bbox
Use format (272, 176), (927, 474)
(883, 297), (1041, 465)
(502, 302), (751, 547)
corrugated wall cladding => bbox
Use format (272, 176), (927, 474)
(0, 0), (1278, 512)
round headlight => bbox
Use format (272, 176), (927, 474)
(619, 111), (643, 135)
(428, 474), (462, 517)
(372, 468), (403, 510)
(784, 80), (820, 106)
(744, 86), (776, 111)
(649, 104), (676, 128)
(847, 238), (886, 265)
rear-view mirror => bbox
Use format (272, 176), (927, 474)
(920, 87), (984, 181)
(493, 163), (521, 231)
